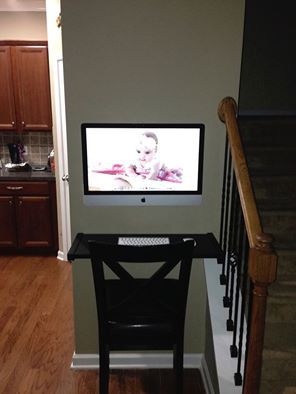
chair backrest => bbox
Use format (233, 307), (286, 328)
(89, 240), (195, 333)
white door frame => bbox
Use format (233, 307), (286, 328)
(54, 57), (71, 260)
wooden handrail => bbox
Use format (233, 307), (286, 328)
(218, 97), (262, 248)
(218, 97), (278, 394)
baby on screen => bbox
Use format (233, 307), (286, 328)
(126, 131), (165, 180)
(111, 131), (182, 189)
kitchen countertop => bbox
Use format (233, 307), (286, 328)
(0, 167), (56, 181)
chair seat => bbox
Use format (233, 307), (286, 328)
(108, 316), (177, 347)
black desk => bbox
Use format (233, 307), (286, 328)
(67, 232), (223, 261)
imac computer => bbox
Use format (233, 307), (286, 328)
(81, 123), (204, 206)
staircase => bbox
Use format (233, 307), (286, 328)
(239, 117), (296, 394)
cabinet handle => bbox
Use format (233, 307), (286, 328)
(6, 186), (24, 190)
(62, 174), (69, 182)
(9, 200), (13, 206)
(11, 121), (15, 126)
(21, 121), (25, 126)
(19, 200), (22, 206)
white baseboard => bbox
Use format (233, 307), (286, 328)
(71, 352), (214, 393)
(57, 250), (65, 261)
(71, 351), (202, 369)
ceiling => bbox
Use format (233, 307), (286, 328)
(0, 0), (46, 11)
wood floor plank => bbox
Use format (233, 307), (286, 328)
(0, 256), (206, 394)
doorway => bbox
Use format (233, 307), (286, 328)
(0, 2), (71, 258)
(45, 0), (72, 259)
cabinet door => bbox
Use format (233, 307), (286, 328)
(12, 46), (52, 131)
(0, 47), (17, 130)
(16, 196), (53, 248)
(0, 196), (17, 247)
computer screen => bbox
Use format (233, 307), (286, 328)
(81, 123), (204, 206)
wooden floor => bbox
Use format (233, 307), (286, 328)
(0, 256), (206, 394)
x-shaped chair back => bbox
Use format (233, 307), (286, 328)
(89, 240), (195, 326)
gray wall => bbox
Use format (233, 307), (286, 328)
(61, 0), (244, 355)
(239, 0), (296, 115)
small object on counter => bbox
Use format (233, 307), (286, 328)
(8, 143), (20, 164)
(32, 165), (47, 171)
(5, 162), (32, 172)
(17, 142), (25, 162)
(7, 142), (25, 164)
(49, 149), (55, 174)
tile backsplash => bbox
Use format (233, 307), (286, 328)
(0, 132), (53, 166)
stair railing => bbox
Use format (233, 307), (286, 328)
(217, 97), (278, 394)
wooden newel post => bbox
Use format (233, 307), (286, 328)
(243, 233), (277, 394)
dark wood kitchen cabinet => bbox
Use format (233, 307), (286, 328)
(0, 41), (52, 132)
(0, 180), (58, 254)
(0, 195), (17, 247)
(0, 46), (16, 131)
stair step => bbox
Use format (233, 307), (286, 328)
(252, 175), (296, 210)
(269, 280), (296, 297)
(283, 388), (296, 394)
(276, 250), (296, 279)
(238, 117), (296, 147)
(266, 292), (296, 323)
(261, 349), (296, 382)
(245, 146), (296, 176)
(260, 210), (296, 249)
(264, 322), (296, 353)
(260, 380), (296, 394)
(266, 280), (296, 323)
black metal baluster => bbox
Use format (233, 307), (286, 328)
(226, 180), (240, 330)
(243, 262), (253, 387)
(219, 137), (229, 248)
(230, 208), (246, 357)
(220, 143), (232, 286)
(234, 229), (249, 386)
(223, 168), (237, 309)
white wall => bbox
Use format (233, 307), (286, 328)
(61, 0), (245, 355)
(0, 12), (47, 40)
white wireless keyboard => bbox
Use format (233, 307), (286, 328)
(118, 237), (170, 246)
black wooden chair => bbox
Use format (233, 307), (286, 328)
(88, 240), (195, 394)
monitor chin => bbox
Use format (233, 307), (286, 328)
(83, 194), (202, 206)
